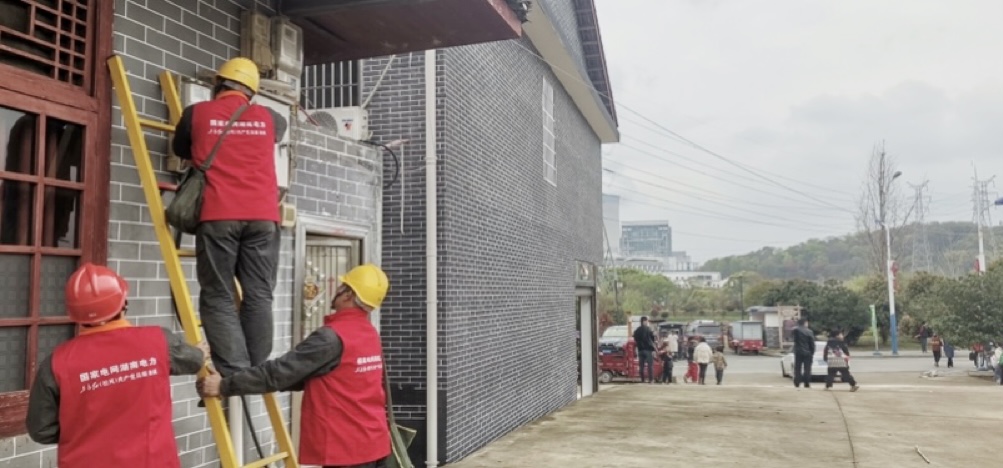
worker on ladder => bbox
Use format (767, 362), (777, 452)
(171, 57), (288, 376)
(25, 263), (209, 467)
(197, 264), (392, 468)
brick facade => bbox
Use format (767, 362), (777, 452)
(0, 1), (383, 467)
(366, 2), (606, 463)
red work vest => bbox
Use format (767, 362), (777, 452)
(50, 326), (177, 468)
(300, 309), (390, 466)
(189, 93), (279, 222)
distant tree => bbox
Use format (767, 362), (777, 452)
(855, 142), (914, 275)
(932, 263), (1003, 346)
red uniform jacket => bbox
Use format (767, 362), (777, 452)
(300, 309), (391, 465)
(182, 92), (280, 222)
(50, 326), (177, 467)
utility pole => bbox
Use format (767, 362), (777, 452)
(972, 166), (996, 274)
(737, 274), (745, 320)
(602, 225), (623, 321)
(909, 181), (931, 272)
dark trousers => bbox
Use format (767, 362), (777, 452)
(947, 357), (954, 368)
(715, 367), (724, 385)
(825, 367), (857, 388)
(196, 220), (281, 375)
(933, 349), (942, 365)
(660, 358), (673, 383)
(698, 363), (708, 384)
(638, 350), (654, 382)
(794, 353), (812, 387)
(920, 337), (928, 353)
(324, 458), (387, 468)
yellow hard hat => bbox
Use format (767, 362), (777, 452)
(339, 264), (389, 309)
(216, 57), (260, 94)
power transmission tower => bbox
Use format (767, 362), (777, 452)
(972, 166), (997, 273)
(909, 181), (931, 272)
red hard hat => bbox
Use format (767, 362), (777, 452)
(65, 263), (128, 324)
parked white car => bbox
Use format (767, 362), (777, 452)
(780, 340), (829, 381)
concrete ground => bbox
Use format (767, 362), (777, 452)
(449, 353), (1000, 467)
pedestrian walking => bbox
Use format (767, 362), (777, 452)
(792, 318), (816, 389)
(632, 317), (656, 383)
(930, 333), (943, 367)
(197, 264), (393, 467)
(26, 264), (208, 468)
(943, 339), (955, 368)
(172, 57), (289, 376)
(657, 336), (673, 384)
(693, 337), (713, 385)
(668, 330), (680, 361)
(823, 330), (859, 392)
(711, 345), (728, 385)
(684, 337), (699, 383)
(916, 322), (930, 353)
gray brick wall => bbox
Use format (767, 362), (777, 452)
(364, 1), (604, 462)
(439, 36), (603, 462)
(0, 1), (382, 467)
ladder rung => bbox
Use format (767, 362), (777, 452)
(139, 118), (175, 133)
(158, 181), (178, 192)
(242, 452), (290, 468)
(178, 248), (196, 258)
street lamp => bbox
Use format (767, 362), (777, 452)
(879, 170), (903, 355)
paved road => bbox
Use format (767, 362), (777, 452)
(451, 353), (997, 467)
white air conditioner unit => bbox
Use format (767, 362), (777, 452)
(310, 107), (369, 141)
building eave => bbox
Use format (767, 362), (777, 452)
(523, 2), (619, 144)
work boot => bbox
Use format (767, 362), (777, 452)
(850, 385), (860, 392)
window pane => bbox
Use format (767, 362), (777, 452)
(44, 118), (84, 182)
(0, 107), (37, 176)
(38, 325), (75, 360)
(43, 187), (80, 248)
(0, 327), (27, 392)
(41, 256), (77, 316)
(0, 254), (31, 318)
(0, 179), (36, 245)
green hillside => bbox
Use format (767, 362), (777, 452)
(702, 221), (998, 280)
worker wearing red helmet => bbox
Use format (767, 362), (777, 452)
(26, 263), (208, 468)
(197, 264), (392, 468)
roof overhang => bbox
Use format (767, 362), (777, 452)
(283, 0), (525, 64)
(523, 2), (619, 143)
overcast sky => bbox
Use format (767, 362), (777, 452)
(594, 0), (1003, 263)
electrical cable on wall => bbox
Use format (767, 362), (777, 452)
(361, 139), (402, 189)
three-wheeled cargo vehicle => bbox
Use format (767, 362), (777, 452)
(728, 320), (765, 354)
(598, 339), (666, 383)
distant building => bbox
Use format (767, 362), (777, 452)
(662, 271), (723, 288)
(621, 220), (672, 257)
(603, 194), (621, 254)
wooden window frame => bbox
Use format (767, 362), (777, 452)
(0, 0), (112, 438)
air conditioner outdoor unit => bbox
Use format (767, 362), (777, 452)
(310, 107), (369, 141)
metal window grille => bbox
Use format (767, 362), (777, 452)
(302, 60), (360, 109)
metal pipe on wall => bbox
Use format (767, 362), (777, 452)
(424, 48), (439, 468)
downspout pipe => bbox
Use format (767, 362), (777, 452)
(424, 48), (440, 468)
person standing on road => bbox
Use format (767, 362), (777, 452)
(26, 263), (208, 468)
(930, 333), (943, 367)
(668, 330), (680, 361)
(916, 322), (930, 353)
(943, 339), (955, 368)
(823, 330), (859, 392)
(172, 57), (289, 377)
(711, 345), (728, 385)
(196, 264), (393, 468)
(693, 337), (713, 385)
(633, 317), (657, 383)
(657, 336), (673, 384)
(792, 318), (816, 389)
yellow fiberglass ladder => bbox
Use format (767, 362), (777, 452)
(107, 54), (300, 468)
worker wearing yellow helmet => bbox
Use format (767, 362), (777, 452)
(171, 57), (288, 377)
(197, 264), (393, 467)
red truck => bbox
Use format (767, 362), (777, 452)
(598, 339), (666, 383)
